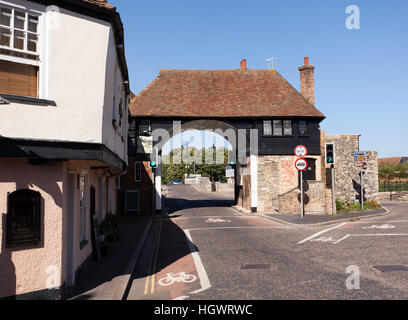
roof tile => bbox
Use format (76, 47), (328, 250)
(130, 69), (325, 118)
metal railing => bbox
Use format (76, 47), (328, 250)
(379, 180), (408, 192)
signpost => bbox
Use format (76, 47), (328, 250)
(295, 146), (308, 219)
(353, 152), (369, 210)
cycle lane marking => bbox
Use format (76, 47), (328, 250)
(297, 222), (347, 244)
(184, 229), (211, 295)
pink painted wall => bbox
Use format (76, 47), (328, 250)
(0, 159), (64, 298)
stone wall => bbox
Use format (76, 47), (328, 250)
(258, 155), (325, 214)
(324, 134), (378, 204)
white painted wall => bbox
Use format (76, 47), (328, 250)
(0, 1), (127, 163)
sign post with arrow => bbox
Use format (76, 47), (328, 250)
(295, 146), (308, 219)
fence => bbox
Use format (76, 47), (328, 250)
(379, 180), (408, 192)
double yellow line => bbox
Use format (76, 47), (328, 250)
(144, 219), (162, 295)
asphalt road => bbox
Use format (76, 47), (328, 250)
(128, 185), (408, 300)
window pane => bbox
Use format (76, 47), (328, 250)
(299, 121), (308, 136)
(27, 33), (37, 52)
(139, 120), (151, 135)
(13, 30), (25, 49)
(14, 10), (25, 30)
(273, 120), (283, 136)
(283, 120), (292, 135)
(28, 15), (38, 33)
(0, 8), (11, 27)
(263, 120), (272, 136)
(0, 27), (11, 46)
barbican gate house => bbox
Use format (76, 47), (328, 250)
(123, 58), (378, 216)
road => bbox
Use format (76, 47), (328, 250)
(127, 185), (408, 300)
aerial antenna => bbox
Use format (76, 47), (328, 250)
(266, 57), (278, 70)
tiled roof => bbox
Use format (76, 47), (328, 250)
(130, 69), (325, 118)
(82, 0), (115, 11)
(378, 157), (404, 165)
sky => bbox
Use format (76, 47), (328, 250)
(110, 0), (408, 157)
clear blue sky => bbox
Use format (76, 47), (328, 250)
(111, 0), (408, 158)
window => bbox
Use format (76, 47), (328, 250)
(135, 161), (142, 182)
(263, 120), (272, 136)
(283, 120), (292, 136)
(0, 59), (38, 97)
(125, 190), (140, 214)
(273, 120), (283, 136)
(79, 175), (88, 247)
(0, 5), (40, 98)
(138, 120), (151, 136)
(298, 120), (308, 136)
(0, 7), (39, 59)
(6, 189), (41, 247)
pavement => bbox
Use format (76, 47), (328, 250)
(68, 215), (153, 300)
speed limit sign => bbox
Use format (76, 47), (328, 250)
(295, 158), (308, 171)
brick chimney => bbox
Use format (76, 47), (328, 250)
(240, 59), (247, 69)
(298, 57), (315, 105)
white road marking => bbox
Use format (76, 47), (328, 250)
(333, 233), (408, 244)
(362, 224), (395, 230)
(188, 226), (286, 232)
(311, 237), (336, 243)
(333, 234), (351, 244)
(184, 229), (211, 295)
(297, 222), (347, 244)
(171, 215), (258, 220)
(205, 218), (232, 223)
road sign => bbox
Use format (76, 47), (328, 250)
(357, 162), (368, 170)
(295, 158), (308, 171)
(354, 152), (368, 157)
(226, 166), (235, 178)
(295, 145), (308, 158)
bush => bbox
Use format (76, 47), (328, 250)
(364, 200), (382, 210)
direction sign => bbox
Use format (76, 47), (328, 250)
(354, 152), (368, 157)
(295, 158), (308, 171)
(295, 145), (308, 158)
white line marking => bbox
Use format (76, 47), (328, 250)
(173, 296), (189, 300)
(171, 215), (258, 220)
(333, 234), (351, 244)
(184, 229), (211, 295)
(188, 226), (286, 232)
(297, 222), (347, 244)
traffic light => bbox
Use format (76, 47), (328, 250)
(150, 161), (157, 169)
(325, 143), (335, 165)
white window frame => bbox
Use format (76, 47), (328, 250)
(0, 0), (48, 99)
(135, 161), (142, 182)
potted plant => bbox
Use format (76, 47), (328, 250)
(99, 212), (119, 256)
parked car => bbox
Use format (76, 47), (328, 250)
(171, 179), (183, 185)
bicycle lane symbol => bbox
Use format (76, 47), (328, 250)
(158, 272), (197, 287)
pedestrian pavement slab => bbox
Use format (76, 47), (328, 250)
(264, 208), (389, 226)
(68, 215), (153, 300)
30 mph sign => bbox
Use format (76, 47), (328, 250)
(295, 145), (308, 158)
(295, 158), (308, 171)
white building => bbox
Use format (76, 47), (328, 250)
(0, 0), (129, 299)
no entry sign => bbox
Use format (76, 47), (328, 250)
(295, 158), (308, 171)
(295, 145), (308, 158)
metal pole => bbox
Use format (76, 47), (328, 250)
(152, 168), (156, 215)
(300, 171), (304, 218)
(360, 170), (364, 211)
(331, 164), (335, 215)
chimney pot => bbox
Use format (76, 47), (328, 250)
(298, 57), (315, 105)
(304, 57), (309, 65)
(240, 59), (247, 69)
